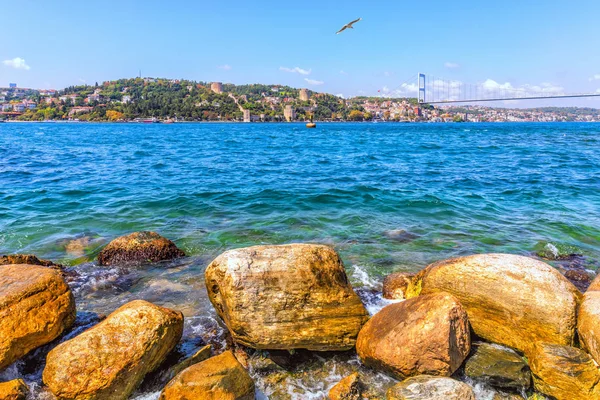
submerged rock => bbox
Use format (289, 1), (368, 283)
(328, 372), (361, 400)
(205, 244), (369, 351)
(356, 292), (470, 379)
(464, 342), (530, 390)
(408, 254), (580, 355)
(382, 272), (415, 300)
(159, 350), (255, 400)
(387, 375), (475, 400)
(563, 269), (592, 292)
(528, 342), (600, 400)
(0, 264), (76, 370)
(384, 229), (420, 243)
(97, 231), (185, 266)
(0, 379), (29, 400)
(43, 300), (183, 400)
(577, 291), (600, 364)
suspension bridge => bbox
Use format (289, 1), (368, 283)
(409, 73), (600, 104)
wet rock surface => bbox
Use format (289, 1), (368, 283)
(410, 253), (581, 355)
(0, 264), (76, 370)
(387, 375), (475, 400)
(43, 300), (184, 400)
(528, 342), (600, 400)
(0, 254), (62, 270)
(97, 231), (185, 266)
(159, 350), (255, 400)
(382, 272), (415, 300)
(0, 379), (29, 400)
(577, 290), (600, 364)
(357, 292), (470, 379)
(205, 243), (369, 351)
(464, 342), (530, 390)
(328, 372), (361, 400)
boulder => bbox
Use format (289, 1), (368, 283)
(167, 344), (212, 380)
(0, 379), (29, 400)
(328, 373), (361, 400)
(577, 291), (600, 364)
(0, 264), (75, 370)
(588, 274), (600, 292)
(0, 254), (62, 270)
(97, 231), (185, 266)
(159, 350), (255, 400)
(528, 342), (600, 400)
(43, 300), (183, 400)
(205, 244), (369, 351)
(408, 254), (580, 355)
(464, 342), (530, 390)
(386, 375), (475, 400)
(383, 272), (415, 300)
(356, 292), (470, 379)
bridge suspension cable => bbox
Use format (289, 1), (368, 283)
(417, 73), (600, 104)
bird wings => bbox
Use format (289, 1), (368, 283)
(336, 18), (362, 34)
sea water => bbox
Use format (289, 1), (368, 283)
(1, 122), (599, 398)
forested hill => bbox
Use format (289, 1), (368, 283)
(16, 77), (394, 122)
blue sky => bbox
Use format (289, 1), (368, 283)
(2, 0), (600, 105)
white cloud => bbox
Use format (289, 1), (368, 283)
(589, 74), (600, 81)
(218, 64), (232, 70)
(383, 71), (393, 77)
(280, 66), (311, 75)
(381, 86), (390, 93)
(444, 62), (460, 69)
(336, 93), (345, 98)
(596, 88), (600, 94)
(304, 78), (324, 86)
(340, 70), (348, 75)
(78, 78), (86, 83)
(395, 83), (419, 95)
(2, 57), (30, 70)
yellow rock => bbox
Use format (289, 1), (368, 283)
(0, 264), (75, 370)
(205, 244), (369, 351)
(356, 292), (470, 379)
(529, 342), (600, 400)
(382, 272), (415, 300)
(577, 291), (600, 364)
(328, 372), (361, 400)
(159, 350), (254, 400)
(409, 254), (580, 355)
(0, 379), (29, 400)
(43, 300), (183, 400)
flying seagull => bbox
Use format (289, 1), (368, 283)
(336, 18), (362, 34)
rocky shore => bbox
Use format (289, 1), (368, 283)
(1, 231), (599, 399)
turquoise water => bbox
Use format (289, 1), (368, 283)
(1, 121), (600, 398)
(2, 122), (600, 269)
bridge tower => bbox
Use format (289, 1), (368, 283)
(418, 73), (426, 103)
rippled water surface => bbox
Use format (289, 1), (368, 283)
(1, 122), (600, 398)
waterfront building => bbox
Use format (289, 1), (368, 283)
(211, 82), (223, 94)
(9, 83), (16, 88)
(284, 105), (296, 121)
(299, 88), (310, 101)
(1, 104), (12, 112)
(122, 95), (132, 104)
(13, 103), (25, 112)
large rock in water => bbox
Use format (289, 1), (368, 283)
(387, 375), (475, 400)
(43, 300), (183, 400)
(408, 254), (580, 355)
(205, 244), (369, 351)
(97, 231), (185, 266)
(0, 264), (75, 370)
(0, 379), (29, 400)
(159, 350), (255, 400)
(528, 342), (600, 400)
(577, 291), (600, 364)
(356, 292), (470, 379)
(464, 342), (530, 390)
